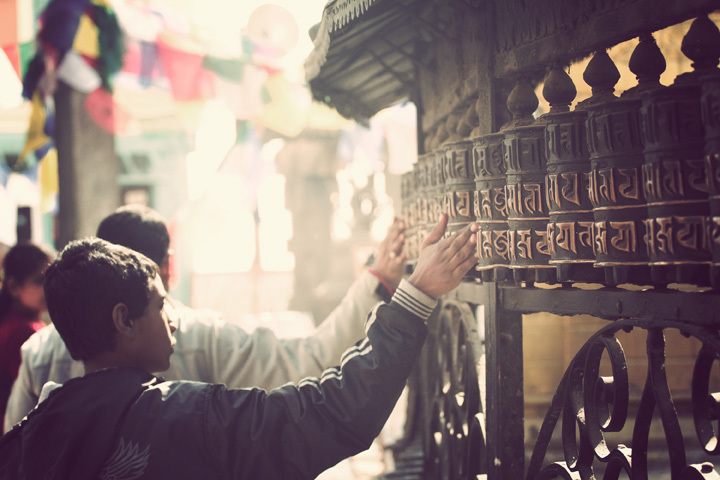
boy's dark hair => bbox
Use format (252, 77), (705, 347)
(44, 238), (159, 361)
(96, 204), (170, 267)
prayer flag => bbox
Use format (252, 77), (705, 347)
(18, 92), (53, 169)
(256, 73), (306, 137)
(56, 49), (101, 93)
(18, 40), (35, 77)
(39, 147), (58, 213)
(39, 0), (90, 54)
(72, 13), (99, 59)
(84, 87), (130, 133)
(2, 44), (21, 79)
(157, 39), (213, 101)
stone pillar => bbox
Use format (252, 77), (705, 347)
(54, 81), (120, 248)
(276, 130), (343, 324)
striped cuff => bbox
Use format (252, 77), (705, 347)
(390, 279), (437, 321)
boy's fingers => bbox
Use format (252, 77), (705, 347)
(453, 245), (479, 277)
(448, 234), (477, 270)
(423, 214), (448, 247)
(444, 223), (477, 255)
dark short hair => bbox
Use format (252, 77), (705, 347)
(96, 204), (170, 266)
(44, 238), (159, 361)
(0, 242), (54, 318)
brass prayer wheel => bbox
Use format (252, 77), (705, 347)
(640, 82), (711, 285)
(401, 170), (419, 266)
(503, 122), (555, 283)
(472, 132), (510, 282)
(701, 73), (720, 288)
(586, 97), (650, 284)
(541, 65), (602, 283)
(442, 139), (476, 235)
(415, 153), (433, 255)
(502, 79), (555, 283)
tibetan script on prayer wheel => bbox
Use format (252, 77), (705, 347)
(415, 153), (432, 255)
(442, 139), (476, 235)
(401, 170), (419, 265)
(429, 148), (446, 234)
(544, 109), (600, 282)
(641, 82), (711, 284)
(586, 97), (650, 283)
(503, 122), (554, 281)
(472, 132), (510, 281)
(702, 73), (720, 287)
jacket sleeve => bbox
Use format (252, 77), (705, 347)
(203, 279), (435, 479)
(198, 269), (384, 390)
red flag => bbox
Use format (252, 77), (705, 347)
(84, 87), (130, 133)
(2, 44), (21, 79)
(156, 39), (214, 101)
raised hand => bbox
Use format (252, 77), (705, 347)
(408, 214), (477, 299)
(369, 217), (407, 291)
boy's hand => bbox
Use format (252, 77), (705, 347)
(408, 214), (477, 299)
(369, 217), (407, 291)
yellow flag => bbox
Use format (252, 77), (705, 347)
(19, 92), (50, 163)
(256, 74), (307, 137)
(73, 14), (100, 59)
(39, 148), (59, 213)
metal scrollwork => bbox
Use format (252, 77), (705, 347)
(527, 319), (720, 480)
(424, 299), (484, 479)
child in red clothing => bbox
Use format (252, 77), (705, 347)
(0, 243), (54, 431)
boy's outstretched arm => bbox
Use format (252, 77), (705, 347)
(202, 214), (478, 479)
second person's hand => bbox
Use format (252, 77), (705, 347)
(370, 217), (407, 291)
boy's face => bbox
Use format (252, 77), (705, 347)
(131, 274), (177, 373)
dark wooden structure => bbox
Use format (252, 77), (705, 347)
(306, 1), (720, 478)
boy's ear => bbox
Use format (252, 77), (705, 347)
(112, 303), (135, 338)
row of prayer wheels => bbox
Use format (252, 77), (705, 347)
(401, 15), (720, 287)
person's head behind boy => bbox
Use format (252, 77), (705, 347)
(44, 238), (177, 375)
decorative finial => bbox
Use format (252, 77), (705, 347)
(542, 64), (577, 113)
(577, 50), (620, 107)
(681, 15), (720, 75)
(625, 34), (666, 95)
(503, 77), (539, 129)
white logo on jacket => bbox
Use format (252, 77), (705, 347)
(99, 437), (149, 480)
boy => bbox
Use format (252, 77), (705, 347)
(0, 215), (477, 479)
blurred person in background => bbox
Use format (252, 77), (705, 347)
(4, 204), (407, 430)
(0, 242), (54, 431)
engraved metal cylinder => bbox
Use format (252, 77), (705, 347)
(401, 169), (419, 265)
(701, 73), (720, 287)
(585, 97), (650, 284)
(503, 122), (555, 282)
(415, 153), (432, 256)
(544, 109), (601, 282)
(428, 148), (446, 229)
(442, 139), (476, 235)
(472, 132), (510, 281)
(641, 83), (711, 285)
